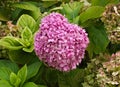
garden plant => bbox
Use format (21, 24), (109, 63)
(0, 0), (120, 87)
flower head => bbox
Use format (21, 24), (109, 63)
(34, 12), (89, 71)
(101, 3), (120, 44)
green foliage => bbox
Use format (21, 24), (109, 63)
(58, 69), (84, 87)
(0, 67), (12, 81)
(10, 72), (21, 87)
(23, 82), (38, 87)
(8, 50), (38, 64)
(17, 14), (37, 33)
(0, 60), (43, 87)
(20, 26), (34, 52)
(17, 65), (27, 86)
(60, 2), (83, 24)
(91, 0), (119, 6)
(21, 27), (32, 41)
(27, 62), (42, 80)
(42, 1), (59, 8)
(0, 36), (23, 50)
(13, 2), (41, 20)
(0, 60), (19, 73)
(87, 26), (109, 58)
(0, 80), (12, 87)
(79, 6), (105, 23)
(0, 14), (39, 64)
(0, 60), (19, 81)
(45, 68), (58, 87)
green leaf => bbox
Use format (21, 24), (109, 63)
(15, 38), (29, 47)
(11, 8), (23, 21)
(23, 45), (34, 53)
(61, 2), (83, 22)
(50, 7), (63, 12)
(73, 16), (80, 25)
(17, 14), (36, 33)
(0, 67), (12, 81)
(0, 60), (19, 74)
(91, 0), (119, 6)
(21, 27), (32, 41)
(13, 2), (41, 20)
(0, 36), (23, 50)
(58, 69), (84, 87)
(79, 6), (105, 23)
(42, 1), (58, 8)
(42, 67), (58, 87)
(17, 65), (27, 86)
(23, 82), (38, 87)
(0, 80), (12, 87)
(8, 50), (38, 64)
(86, 26), (109, 56)
(10, 72), (21, 87)
(27, 62), (42, 80)
(61, 3), (73, 17)
(13, 2), (39, 11)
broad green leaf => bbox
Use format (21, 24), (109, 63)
(0, 60), (19, 73)
(8, 50), (38, 64)
(86, 26), (109, 56)
(61, 3), (73, 17)
(21, 27), (32, 41)
(34, 16), (41, 32)
(45, 68), (58, 87)
(61, 2), (83, 22)
(13, 2), (41, 20)
(87, 43), (94, 58)
(42, 1), (58, 8)
(15, 38), (29, 47)
(10, 72), (21, 87)
(23, 82), (38, 87)
(70, 2), (83, 17)
(35, 66), (58, 87)
(17, 65), (27, 86)
(0, 80), (12, 87)
(0, 67), (12, 81)
(50, 7), (63, 12)
(79, 6), (105, 23)
(17, 14), (36, 33)
(23, 45), (34, 52)
(11, 8), (23, 21)
(13, 2), (39, 11)
(0, 36), (23, 50)
(58, 69), (84, 87)
(27, 62), (42, 79)
(91, 0), (119, 6)
(27, 62), (42, 80)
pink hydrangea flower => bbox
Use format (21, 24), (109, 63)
(34, 12), (89, 71)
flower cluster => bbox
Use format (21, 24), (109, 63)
(97, 52), (120, 86)
(34, 12), (89, 71)
(101, 3), (120, 44)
